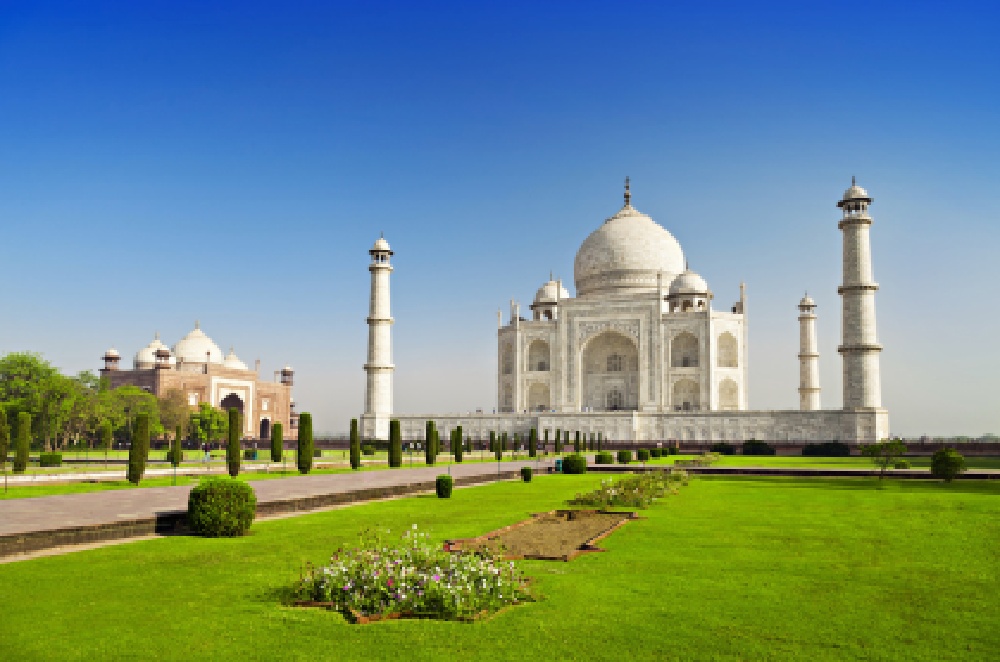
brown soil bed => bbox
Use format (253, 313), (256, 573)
(445, 509), (638, 561)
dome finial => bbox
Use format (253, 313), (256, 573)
(624, 176), (631, 207)
(549, 270), (553, 281)
(852, 175), (856, 186)
(194, 320), (200, 330)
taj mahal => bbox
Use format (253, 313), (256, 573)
(360, 178), (889, 444)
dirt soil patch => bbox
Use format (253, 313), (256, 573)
(445, 509), (638, 561)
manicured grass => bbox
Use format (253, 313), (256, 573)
(1, 475), (997, 660)
(646, 454), (1000, 470)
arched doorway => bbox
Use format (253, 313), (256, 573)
(220, 393), (244, 414)
(581, 331), (639, 411)
(259, 418), (271, 440)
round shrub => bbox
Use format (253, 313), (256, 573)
(361, 444), (376, 456)
(893, 460), (911, 469)
(637, 449), (651, 462)
(561, 453), (587, 474)
(650, 448), (662, 458)
(802, 441), (850, 457)
(930, 447), (966, 482)
(668, 446), (679, 455)
(187, 477), (257, 537)
(709, 442), (735, 455)
(742, 440), (776, 456)
(594, 451), (614, 465)
(436, 474), (454, 498)
(617, 449), (632, 464)
(39, 452), (63, 467)
(520, 466), (532, 482)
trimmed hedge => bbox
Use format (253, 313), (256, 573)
(435, 474), (453, 498)
(709, 442), (736, 455)
(39, 452), (62, 467)
(637, 449), (651, 462)
(650, 448), (662, 458)
(520, 466), (532, 482)
(562, 453), (587, 474)
(297, 412), (314, 474)
(361, 444), (376, 456)
(594, 451), (614, 465)
(742, 440), (775, 456)
(617, 449), (632, 464)
(187, 477), (256, 537)
(802, 441), (851, 457)
(271, 422), (284, 464)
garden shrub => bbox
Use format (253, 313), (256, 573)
(14, 412), (30, 474)
(520, 466), (532, 482)
(435, 474), (453, 498)
(668, 446), (679, 455)
(349, 419), (360, 469)
(389, 420), (402, 467)
(187, 477), (257, 537)
(0, 409), (8, 473)
(313, 449), (323, 458)
(39, 452), (62, 467)
(617, 449), (632, 464)
(802, 441), (850, 457)
(930, 447), (966, 482)
(294, 526), (530, 621)
(271, 422), (284, 464)
(893, 460), (910, 469)
(226, 408), (241, 478)
(528, 428), (537, 458)
(637, 449), (651, 462)
(568, 471), (689, 509)
(650, 448), (662, 458)
(709, 442), (735, 455)
(742, 440), (776, 456)
(127, 413), (150, 485)
(243, 449), (258, 461)
(594, 451), (614, 465)
(297, 413), (314, 474)
(361, 444), (376, 456)
(562, 453), (587, 474)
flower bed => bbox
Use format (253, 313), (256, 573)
(567, 470), (689, 509)
(293, 526), (531, 622)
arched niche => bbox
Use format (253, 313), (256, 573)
(528, 382), (550, 412)
(719, 378), (739, 410)
(580, 331), (638, 412)
(527, 340), (550, 372)
(718, 332), (738, 368)
(671, 332), (699, 368)
(672, 378), (700, 411)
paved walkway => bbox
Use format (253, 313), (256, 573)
(0, 460), (547, 539)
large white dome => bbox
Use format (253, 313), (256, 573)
(574, 196), (686, 297)
(172, 322), (224, 365)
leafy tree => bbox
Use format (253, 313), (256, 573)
(528, 427), (537, 457)
(389, 419), (402, 468)
(930, 447), (966, 482)
(272, 422), (284, 465)
(158, 389), (190, 435)
(227, 408), (241, 477)
(99, 420), (112, 465)
(349, 419), (360, 470)
(189, 402), (227, 445)
(127, 413), (150, 485)
(297, 412), (313, 474)
(14, 412), (30, 473)
(860, 439), (907, 480)
(0, 408), (9, 490)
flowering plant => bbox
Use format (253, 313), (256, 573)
(567, 470), (689, 509)
(294, 525), (531, 621)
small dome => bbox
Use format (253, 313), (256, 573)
(372, 236), (391, 252)
(223, 347), (248, 371)
(104, 347), (120, 358)
(172, 321), (224, 365)
(533, 279), (571, 304)
(799, 294), (816, 307)
(669, 269), (709, 295)
(838, 177), (872, 207)
(281, 365), (294, 373)
(134, 333), (173, 369)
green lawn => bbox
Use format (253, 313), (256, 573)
(644, 453), (1000, 470)
(1, 475), (996, 660)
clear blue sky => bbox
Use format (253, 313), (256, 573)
(1, 1), (997, 436)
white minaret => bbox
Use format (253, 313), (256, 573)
(361, 234), (394, 440)
(837, 177), (882, 409)
(798, 293), (821, 410)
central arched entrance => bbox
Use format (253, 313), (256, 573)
(220, 393), (244, 414)
(581, 331), (639, 411)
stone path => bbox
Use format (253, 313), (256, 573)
(0, 460), (550, 558)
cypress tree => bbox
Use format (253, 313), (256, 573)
(564, 430), (571, 453)
(227, 407), (241, 477)
(389, 419), (402, 467)
(597, 431), (603, 452)
(425, 420), (435, 465)
(99, 420), (112, 467)
(543, 428), (549, 454)
(14, 412), (30, 474)
(127, 413), (150, 485)
(513, 433), (520, 460)
(554, 427), (562, 455)
(574, 431), (581, 453)
(297, 412), (314, 474)
(171, 424), (183, 467)
(0, 409), (9, 490)
(489, 430), (496, 454)
(272, 422), (284, 464)
(349, 419), (361, 470)
(529, 427), (537, 457)
(495, 432), (503, 461)
(454, 426), (463, 463)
